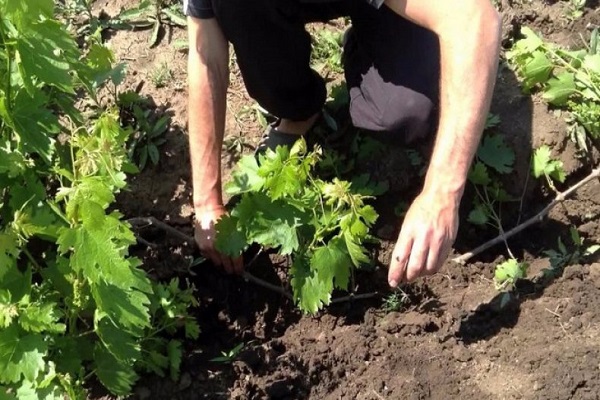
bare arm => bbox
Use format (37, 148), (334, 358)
(187, 16), (241, 272)
(188, 16), (228, 211)
(385, 0), (502, 285)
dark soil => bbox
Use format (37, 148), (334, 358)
(95, 0), (600, 399)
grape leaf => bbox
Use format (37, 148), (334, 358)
(468, 161), (491, 186)
(359, 205), (378, 225)
(0, 144), (32, 178)
(214, 215), (248, 257)
(19, 303), (65, 334)
(233, 193), (302, 255)
(343, 231), (369, 267)
(167, 340), (182, 381)
(476, 135), (515, 174)
(0, 388), (15, 400)
(0, 233), (19, 281)
(532, 146), (566, 182)
(52, 337), (94, 379)
(0, 90), (58, 163)
(15, 19), (79, 94)
(225, 155), (263, 195)
(494, 259), (528, 285)
(0, 264), (31, 304)
(185, 320), (200, 340)
(91, 281), (151, 336)
(15, 379), (64, 400)
(93, 345), (138, 396)
(467, 203), (489, 226)
(311, 237), (352, 291)
(520, 51), (553, 90)
(543, 72), (576, 105)
(95, 314), (141, 362)
(583, 53), (600, 74)
(0, 293), (17, 329)
(290, 257), (331, 314)
(0, 325), (47, 384)
(266, 164), (303, 200)
(0, 0), (54, 30)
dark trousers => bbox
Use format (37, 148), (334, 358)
(211, 0), (440, 141)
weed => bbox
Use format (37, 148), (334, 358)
(311, 28), (344, 74)
(543, 227), (599, 278)
(567, 0), (586, 21)
(116, 0), (187, 47)
(150, 61), (174, 88)
(223, 134), (252, 157)
(382, 288), (410, 312)
(210, 343), (245, 363)
(119, 92), (170, 170)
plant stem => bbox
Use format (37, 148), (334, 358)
(453, 166), (600, 264)
(0, 21), (13, 111)
(23, 247), (42, 272)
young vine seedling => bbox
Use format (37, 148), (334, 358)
(215, 139), (378, 314)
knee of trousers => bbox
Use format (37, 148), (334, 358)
(350, 88), (436, 142)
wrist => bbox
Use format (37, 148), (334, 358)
(421, 173), (465, 205)
(194, 202), (225, 214)
(193, 188), (223, 211)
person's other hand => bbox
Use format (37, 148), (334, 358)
(194, 205), (243, 274)
(388, 190), (459, 287)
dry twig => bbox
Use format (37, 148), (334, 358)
(128, 216), (379, 305)
(453, 166), (599, 264)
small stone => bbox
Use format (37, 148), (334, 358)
(533, 381), (544, 391)
(452, 346), (473, 362)
(178, 372), (192, 390)
(589, 263), (600, 285)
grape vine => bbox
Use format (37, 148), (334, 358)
(0, 1), (197, 398)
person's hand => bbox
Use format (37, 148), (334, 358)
(388, 190), (459, 287)
(194, 205), (243, 274)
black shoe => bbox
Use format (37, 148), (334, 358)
(254, 121), (303, 157)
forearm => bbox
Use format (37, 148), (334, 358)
(187, 18), (229, 210)
(424, 7), (501, 198)
(385, 0), (501, 199)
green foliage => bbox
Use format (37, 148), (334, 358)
(566, 0), (586, 21)
(119, 93), (169, 170)
(532, 145), (566, 187)
(116, 0), (187, 47)
(467, 128), (515, 228)
(149, 61), (174, 88)
(216, 139), (378, 314)
(543, 227), (599, 278)
(494, 258), (529, 290)
(210, 342), (245, 364)
(311, 28), (344, 74)
(382, 288), (410, 313)
(0, 2), (195, 397)
(508, 26), (600, 153)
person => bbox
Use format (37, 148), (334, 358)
(184, 0), (502, 287)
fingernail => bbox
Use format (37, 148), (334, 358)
(389, 279), (398, 288)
